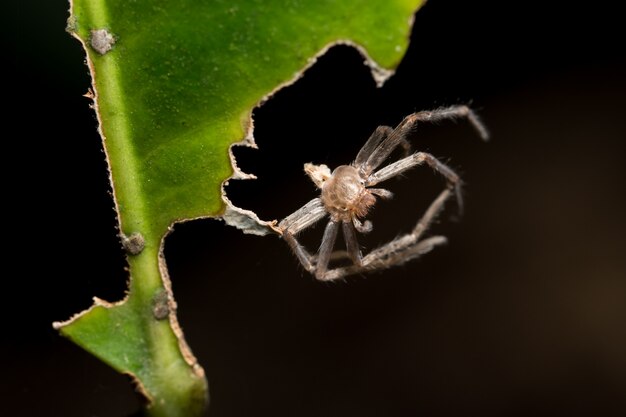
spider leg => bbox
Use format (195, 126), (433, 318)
(309, 219), (367, 264)
(315, 220), (340, 280)
(279, 197), (326, 235)
(363, 236), (448, 272)
(411, 188), (453, 236)
(361, 105), (488, 176)
(342, 221), (362, 265)
(279, 197), (327, 273)
(368, 188), (393, 199)
(355, 125), (412, 176)
(354, 125), (393, 167)
(282, 231), (316, 273)
(311, 250), (351, 262)
(366, 152), (464, 215)
(316, 188), (453, 281)
(361, 188), (452, 269)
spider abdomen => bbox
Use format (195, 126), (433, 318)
(321, 165), (375, 221)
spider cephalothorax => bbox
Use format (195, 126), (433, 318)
(319, 165), (377, 219)
(278, 105), (488, 281)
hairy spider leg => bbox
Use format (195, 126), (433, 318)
(279, 197), (327, 273)
(360, 105), (489, 177)
(317, 188), (453, 281)
(315, 220), (340, 279)
(367, 151), (464, 214)
(279, 197), (327, 234)
(354, 125), (392, 167)
(342, 221), (362, 264)
(354, 126), (411, 170)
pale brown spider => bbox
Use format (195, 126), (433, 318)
(278, 105), (488, 281)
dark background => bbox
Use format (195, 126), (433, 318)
(7, 0), (626, 416)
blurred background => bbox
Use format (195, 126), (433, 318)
(7, 0), (625, 416)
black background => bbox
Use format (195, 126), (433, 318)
(6, 0), (626, 416)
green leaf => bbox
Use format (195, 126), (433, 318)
(55, 0), (425, 415)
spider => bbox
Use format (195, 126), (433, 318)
(277, 105), (489, 281)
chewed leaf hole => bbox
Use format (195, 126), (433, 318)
(225, 45), (380, 224)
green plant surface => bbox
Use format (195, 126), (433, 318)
(55, 0), (425, 415)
